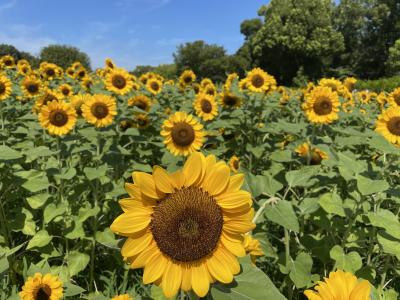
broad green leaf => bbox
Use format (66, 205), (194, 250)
(44, 203), (67, 223)
(27, 230), (52, 250)
(368, 210), (400, 240)
(210, 256), (287, 300)
(285, 166), (319, 187)
(95, 228), (119, 249)
(63, 282), (86, 297)
(265, 200), (299, 232)
(270, 150), (292, 162)
(22, 176), (50, 193)
(330, 245), (362, 273)
(26, 193), (49, 209)
(151, 285), (169, 300)
(288, 252), (313, 288)
(377, 232), (400, 260)
(67, 251), (90, 276)
(356, 175), (389, 195)
(319, 193), (345, 217)
(0, 145), (23, 160)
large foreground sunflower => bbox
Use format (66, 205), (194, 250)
(193, 93), (218, 121)
(304, 270), (371, 300)
(0, 74), (12, 101)
(375, 107), (400, 145)
(160, 112), (205, 156)
(19, 272), (63, 300)
(302, 86), (340, 124)
(110, 152), (255, 298)
(105, 68), (133, 95)
(38, 100), (77, 136)
(81, 94), (117, 127)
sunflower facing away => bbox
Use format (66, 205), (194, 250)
(111, 294), (134, 300)
(81, 94), (117, 127)
(0, 74), (12, 101)
(105, 68), (133, 95)
(375, 107), (400, 145)
(304, 270), (371, 300)
(21, 75), (42, 98)
(19, 272), (63, 300)
(229, 155), (240, 173)
(128, 95), (152, 112)
(160, 112), (205, 156)
(302, 86), (340, 124)
(110, 152), (255, 298)
(243, 234), (264, 263)
(146, 78), (163, 95)
(193, 93), (218, 121)
(220, 92), (241, 109)
(295, 143), (328, 165)
(38, 100), (77, 136)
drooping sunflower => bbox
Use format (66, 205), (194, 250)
(343, 77), (357, 92)
(146, 78), (163, 95)
(219, 92), (241, 109)
(302, 86), (340, 124)
(0, 74), (12, 101)
(375, 107), (400, 145)
(200, 78), (213, 88)
(110, 152), (255, 298)
(81, 94), (117, 127)
(243, 235), (264, 264)
(224, 73), (239, 92)
(202, 84), (217, 97)
(71, 61), (83, 70)
(111, 294), (134, 300)
(70, 94), (92, 115)
(105, 68), (133, 95)
(304, 270), (371, 300)
(179, 70), (196, 86)
(1, 55), (15, 69)
(229, 155), (240, 173)
(21, 75), (42, 98)
(295, 143), (328, 165)
(128, 95), (152, 112)
(105, 58), (116, 69)
(134, 113), (151, 129)
(38, 100), (77, 136)
(193, 93), (218, 121)
(19, 272), (63, 300)
(58, 83), (73, 98)
(388, 88), (400, 108)
(246, 68), (276, 93)
(160, 112), (205, 156)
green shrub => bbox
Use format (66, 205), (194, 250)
(39, 44), (91, 70)
(0, 44), (21, 61)
(355, 76), (400, 92)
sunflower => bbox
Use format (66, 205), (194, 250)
(146, 78), (163, 95)
(105, 68), (133, 95)
(219, 92), (241, 109)
(71, 61), (83, 70)
(75, 67), (87, 80)
(38, 100), (77, 136)
(202, 84), (217, 97)
(33, 89), (62, 114)
(128, 95), (152, 112)
(105, 58), (116, 69)
(19, 272), (63, 300)
(388, 88), (400, 108)
(318, 78), (344, 93)
(134, 113), (150, 129)
(66, 67), (75, 78)
(229, 155), (240, 173)
(179, 70), (196, 86)
(110, 152), (255, 298)
(58, 83), (73, 98)
(356, 91), (371, 104)
(111, 294), (134, 300)
(246, 68), (276, 93)
(160, 112), (205, 156)
(70, 94), (92, 115)
(81, 94), (117, 127)
(200, 78), (213, 88)
(295, 143), (328, 165)
(120, 119), (134, 131)
(192, 83), (201, 94)
(243, 235), (264, 264)
(302, 86), (340, 124)
(375, 107), (400, 145)
(40, 63), (61, 80)
(81, 76), (93, 90)
(0, 74), (12, 101)
(18, 63), (32, 76)
(304, 270), (371, 300)
(139, 73), (151, 85)
(376, 92), (387, 108)
(224, 73), (239, 92)
(1, 55), (15, 69)
(343, 77), (357, 92)
(21, 75), (42, 98)
(193, 93), (218, 121)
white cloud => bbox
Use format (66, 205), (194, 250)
(0, 32), (55, 55)
(0, 0), (16, 12)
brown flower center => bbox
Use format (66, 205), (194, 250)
(43, 94), (58, 106)
(136, 100), (147, 111)
(151, 187), (223, 262)
(46, 68), (55, 77)
(184, 75), (192, 84)
(112, 74), (126, 89)
(223, 94), (238, 107)
(393, 94), (400, 106)
(91, 102), (109, 119)
(206, 87), (215, 96)
(27, 83), (39, 94)
(387, 117), (400, 136)
(171, 122), (195, 147)
(313, 97), (333, 115)
(35, 285), (51, 300)
(233, 159), (239, 170)
(4, 59), (12, 66)
(78, 70), (86, 78)
(0, 83), (5, 94)
(61, 87), (70, 96)
(150, 81), (160, 91)
(200, 99), (212, 113)
(251, 74), (264, 88)
(49, 110), (69, 127)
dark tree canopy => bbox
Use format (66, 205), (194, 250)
(39, 45), (91, 70)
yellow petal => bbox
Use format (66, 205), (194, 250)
(206, 251), (233, 283)
(181, 268), (192, 291)
(133, 172), (163, 199)
(183, 152), (205, 187)
(118, 198), (155, 213)
(130, 241), (158, 269)
(191, 262), (210, 297)
(223, 219), (255, 235)
(218, 244), (241, 274)
(216, 191), (251, 212)
(226, 174), (244, 193)
(121, 233), (153, 258)
(143, 253), (167, 284)
(202, 163), (230, 196)
(170, 170), (184, 189)
(162, 261), (182, 298)
(110, 211), (151, 236)
(153, 166), (174, 193)
(220, 232), (246, 257)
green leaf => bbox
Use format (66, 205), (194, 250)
(26, 193), (50, 209)
(319, 193), (345, 217)
(151, 285), (169, 300)
(43, 203), (67, 223)
(288, 252), (313, 288)
(27, 230), (52, 250)
(63, 282), (86, 297)
(24, 146), (54, 162)
(270, 150), (292, 162)
(368, 210), (400, 240)
(377, 232), (400, 260)
(67, 251), (90, 276)
(369, 135), (400, 155)
(210, 256), (287, 300)
(265, 200), (299, 232)
(285, 166), (319, 187)
(330, 245), (362, 273)
(22, 176), (50, 193)
(0, 145), (23, 160)
(356, 175), (389, 195)
(95, 228), (119, 249)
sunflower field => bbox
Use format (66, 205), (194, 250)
(0, 54), (400, 300)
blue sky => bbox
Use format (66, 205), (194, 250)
(0, 0), (267, 69)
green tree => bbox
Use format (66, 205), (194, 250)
(0, 44), (39, 67)
(246, 0), (344, 84)
(39, 45), (91, 70)
(386, 39), (400, 75)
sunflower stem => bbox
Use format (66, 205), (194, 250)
(0, 101), (5, 145)
(380, 256), (391, 287)
(252, 197), (279, 224)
